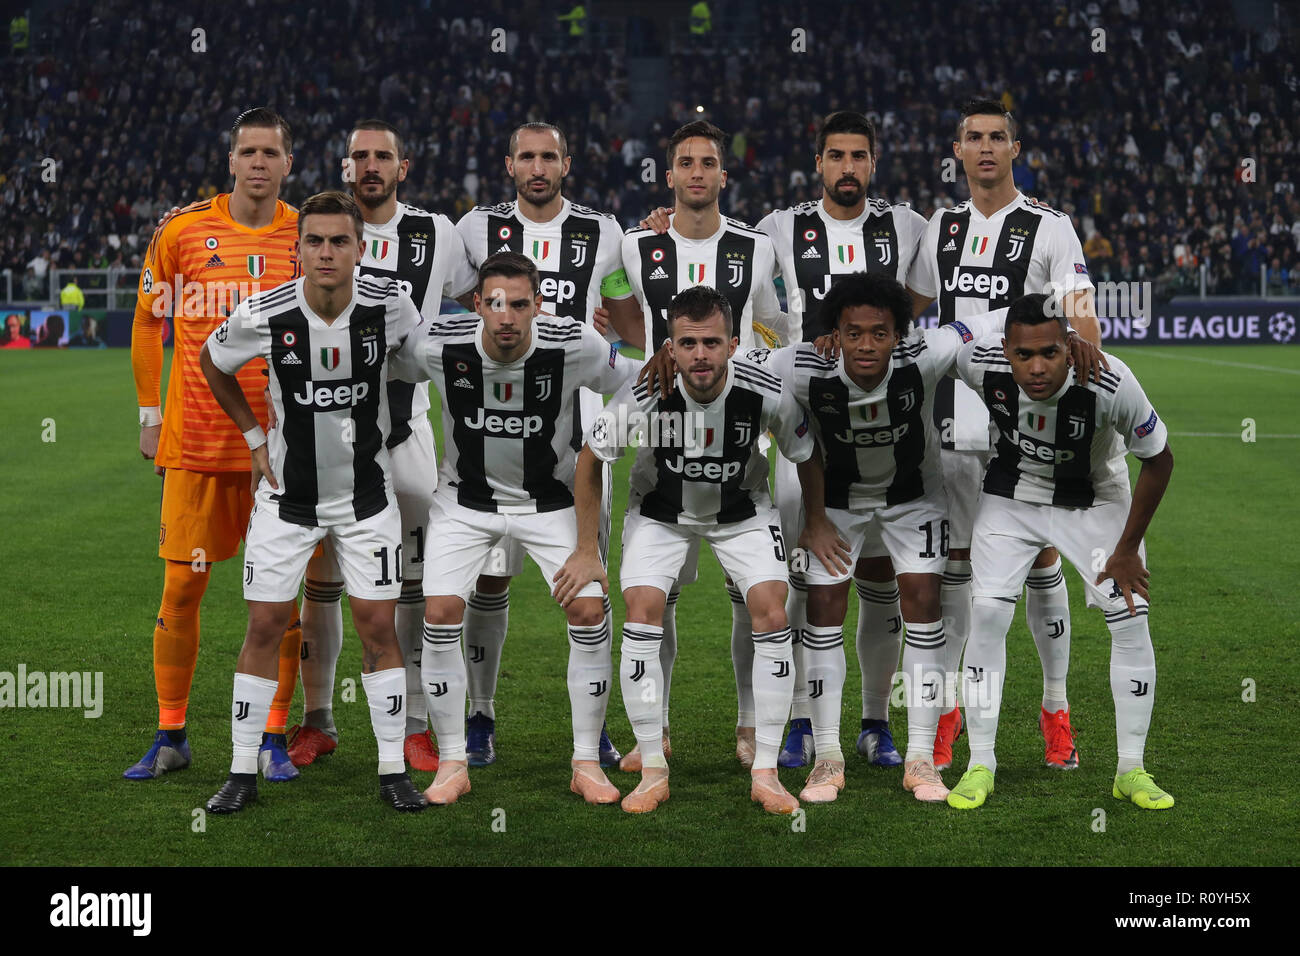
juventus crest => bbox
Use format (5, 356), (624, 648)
(410, 235), (427, 268)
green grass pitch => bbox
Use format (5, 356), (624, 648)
(1, 344), (1297, 866)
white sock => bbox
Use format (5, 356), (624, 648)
(802, 623), (846, 762)
(300, 580), (344, 735)
(964, 598), (1015, 773)
(1107, 608), (1155, 775)
(1026, 559), (1071, 714)
(360, 667), (407, 774)
(231, 673), (278, 774)
(396, 580), (427, 735)
(901, 620), (946, 763)
(727, 582), (754, 726)
(751, 628), (794, 770)
(621, 623), (666, 768)
(421, 622), (467, 762)
(787, 573), (811, 720)
(854, 578), (902, 721)
(567, 619), (612, 762)
(941, 559), (972, 710)
(463, 588), (508, 721)
(659, 590), (679, 729)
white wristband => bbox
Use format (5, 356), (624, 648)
(243, 425), (267, 450)
(139, 406), (162, 427)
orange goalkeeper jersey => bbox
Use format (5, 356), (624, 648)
(133, 194), (300, 472)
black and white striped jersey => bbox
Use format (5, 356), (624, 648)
(758, 197), (926, 342)
(621, 217), (788, 353)
(360, 201), (478, 449)
(457, 197), (633, 322)
(206, 276), (420, 527)
(389, 313), (640, 514)
(907, 192), (1095, 451)
(751, 311), (1004, 512)
(955, 333), (1168, 507)
(587, 355), (813, 526)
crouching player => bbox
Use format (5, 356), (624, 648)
(198, 191), (426, 813)
(947, 293), (1175, 810)
(557, 285), (815, 815)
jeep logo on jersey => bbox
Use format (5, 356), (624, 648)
(1005, 428), (1076, 463)
(664, 456), (742, 481)
(293, 380), (371, 409)
(539, 276), (577, 304)
(369, 239), (391, 261)
(832, 422), (910, 446)
(536, 374), (552, 401)
(410, 234), (426, 268)
(687, 263), (706, 284)
(734, 419), (752, 445)
(942, 268), (1011, 298)
(320, 347), (341, 371)
(464, 408), (543, 437)
(570, 239), (587, 269)
(247, 255), (266, 278)
(874, 238), (892, 266)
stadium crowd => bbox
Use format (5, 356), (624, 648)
(1, 0), (1296, 303)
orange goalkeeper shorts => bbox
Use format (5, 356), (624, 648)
(158, 468), (253, 564)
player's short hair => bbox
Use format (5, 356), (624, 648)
(667, 120), (727, 166)
(816, 110), (877, 157)
(821, 271), (912, 338)
(349, 119), (405, 161)
(297, 191), (364, 241)
(231, 107), (293, 154)
(479, 251), (541, 296)
(508, 122), (568, 159)
(667, 285), (733, 337)
(1005, 293), (1066, 338)
(956, 98), (1018, 142)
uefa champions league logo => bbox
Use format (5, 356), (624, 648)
(1268, 312), (1296, 343)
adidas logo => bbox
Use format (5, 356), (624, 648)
(649, 266), (669, 280)
(801, 247), (821, 259)
(280, 351), (302, 365)
(496, 243), (512, 253)
(942, 239), (957, 252)
(453, 376), (473, 389)
(203, 253), (226, 269)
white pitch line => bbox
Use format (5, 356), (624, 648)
(1169, 432), (1300, 439)
(1116, 349), (1300, 375)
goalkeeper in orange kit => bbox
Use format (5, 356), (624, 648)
(126, 108), (306, 781)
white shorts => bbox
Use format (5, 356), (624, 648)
(774, 452), (889, 573)
(970, 493), (1148, 615)
(620, 507), (788, 599)
(423, 491), (603, 603)
(940, 448), (988, 551)
(474, 458), (614, 581)
(244, 499), (403, 603)
(803, 494), (950, 586)
(305, 419), (436, 585)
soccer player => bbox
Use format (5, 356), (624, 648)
(287, 119), (479, 773)
(906, 99), (1100, 772)
(560, 285), (812, 814)
(453, 122), (640, 767)
(758, 110), (927, 768)
(945, 293), (1174, 811)
(198, 190), (426, 813)
(127, 108), (305, 782)
(619, 119), (791, 772)
(387, 252), (641, 806)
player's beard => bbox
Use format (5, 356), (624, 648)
(825, 176), (867, 208)
(516, 175), (561, 208)
(675, 183), (720, 211)
(355, 175), (397, 209)
(683, 362), (726, 399)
